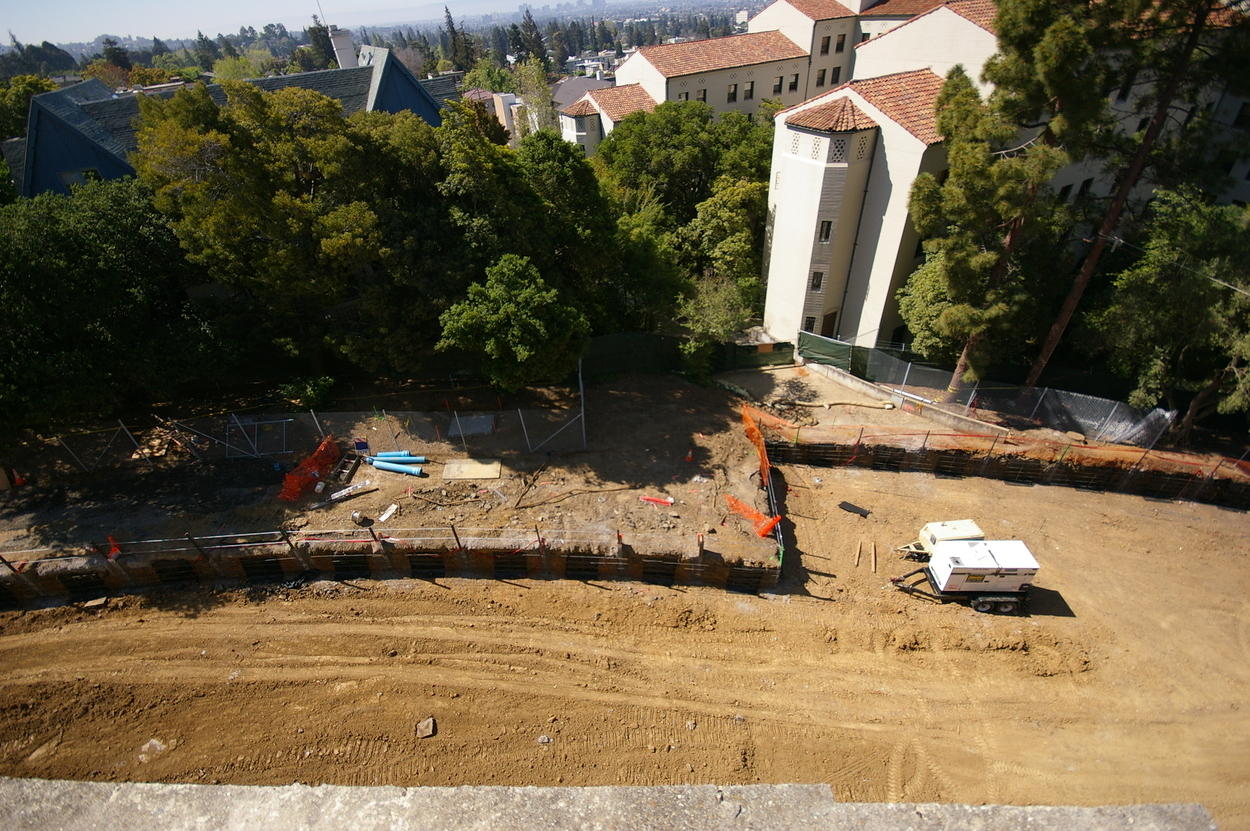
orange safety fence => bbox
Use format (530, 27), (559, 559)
(741, 405), (771, 482)
(724, 495), (782, 538)
(277, 435), (342, 502)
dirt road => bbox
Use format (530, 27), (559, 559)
(2, 459), (1249, 826)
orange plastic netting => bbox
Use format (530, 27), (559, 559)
(741, 405), (771, 483)
(724, 494), (781, 538)
(277, 435), (341, 502)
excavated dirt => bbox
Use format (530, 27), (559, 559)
(2, 370), (1250, 827)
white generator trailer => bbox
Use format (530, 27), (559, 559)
(890, 539), (1039, 614)
(896, 519), (985, 562)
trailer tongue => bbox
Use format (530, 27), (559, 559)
(891, 539), (1040, 614)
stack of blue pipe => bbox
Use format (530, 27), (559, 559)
(365, 450), (427, 476)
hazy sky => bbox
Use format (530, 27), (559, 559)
(0, 0), (480, 44)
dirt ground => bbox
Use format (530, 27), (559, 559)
(2, 370), (1250, 827)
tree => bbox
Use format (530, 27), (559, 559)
(461, 57), (516, 93)
(0, 74), (56, 138)
(519, 10), (548, 68)
(514, 57), (556, 136)
(437, 254), (589, 391)
(441, 7), (475, 71)
(128, 65), (172, 86)
(151, 37), (170, 56)
(211, 55), (259, 81)
(901, 66), (1066, 392)
(1090, 189), (1250, 442)
(134, 82), (383, 369)
(100, 37), (132, 71)
(81, 59), (130, 89)
(1025, 0), (1250, 386)
(305, 17), (337, 69)
(193, 30), (221, 69)
(0, 179), (215, 429)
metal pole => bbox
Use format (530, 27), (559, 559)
(517, 408), (532, 452)
(964, 381), (979, 415)
(90, 426), (122, 469)
(531, 414), (583, 452)
(450, 524), (463, 551)
(57, 436), (90, 473)
(185, 532), (208, 558)
(1092, 403), (1120, 443)
(170, 419), (258, 458)
(1027, 387), (1049, 421)
(900, 361), (911, 389)
(453, 410), (468, 452)
(310, 409), (325, 439)
(118, 420), (152, 467)
(579, 357), (587, 449)
(231, 413), (261, 456)
(280, 529), (298, 554)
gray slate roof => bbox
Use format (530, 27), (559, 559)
(418, 74), (459, 104)
(552, 76), (614, 108)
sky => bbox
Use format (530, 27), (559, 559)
(0, 0), (503, 45)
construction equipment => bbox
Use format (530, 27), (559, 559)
(890, 539), (1039, 614)
(895, 519), (984, 561)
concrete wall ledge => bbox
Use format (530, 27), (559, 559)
(801, 359), (1010, 436)
(0, 777), (1216, 831)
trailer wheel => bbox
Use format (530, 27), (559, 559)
(970, 598), (995, 613)
(996, 600), (1019, 615)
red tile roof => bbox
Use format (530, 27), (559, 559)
(856, 0), (997, 49)
(636, 31), (808, 78)
(848, 69), (945, 144)
(944, 0), (998, 33)
(785, 96), (878, 132)
(861, 0), (944, 16)
(560, 98), (598, 117)
(776, 0), (857, 21)
(586, 84), (657, 122)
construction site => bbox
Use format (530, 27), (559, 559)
(2, 366), (1249, 827)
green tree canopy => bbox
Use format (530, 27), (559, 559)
(0, 74), (56, 138)
(1091, 189), (1250, 441)
(438, 254), (589, 390)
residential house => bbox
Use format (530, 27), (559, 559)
(559, 84), (658, 153)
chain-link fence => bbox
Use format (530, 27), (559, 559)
(797, 332), (1175, 447)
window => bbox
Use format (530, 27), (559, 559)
(816, 68), (826, 87)
(835, 33), (846, 53)
(819, 220), (832, 243)
(1077, 177), (1094, 197)
(803, 316), (817, 332)
(1057, 183), (1072, 201)
(820, 35), (831, 55)
(831, 67), (841, 85)
(810, 272), (824, 291)
(861, 32), (871, 43)
(727, 83), (737, 103)
(744, 81), (754, 100)
(696, 88), (706, 102)
(677, 91), (688, 101)
(773, 76), (783, 95)
(1135, 117), (1149, 133)
(788, 73), (799, 93)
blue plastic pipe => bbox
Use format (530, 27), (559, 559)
(367, 455), (426, 465)
(370, 459), (424, 476)
(375, 451), (417, 458)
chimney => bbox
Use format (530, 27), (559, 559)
(329, 27), (358, 69)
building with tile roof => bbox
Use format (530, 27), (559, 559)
(558, 84), (659, 155)
(10, 46), (443, 198)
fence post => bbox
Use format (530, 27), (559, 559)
(964, 381), (979, 415)
(118, 420), (152, 468)
(978, 434), (1000, 474)
(517, 408), (533, 452)
(57, 436), (90, 473)
(309, 409), (325, 439)
(1092, 402), (1120, 443)
(1027, 388), (1049, 422)
(449, 524), (463, 552)
(900, 362), (911, 389)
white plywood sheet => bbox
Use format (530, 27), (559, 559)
(442, 458), (503, 480)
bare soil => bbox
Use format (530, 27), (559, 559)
(2, 369), (1249, 827)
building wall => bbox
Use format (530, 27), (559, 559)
(560, 112), (603, 155)
(614, 56), (669, 105)
(852, 9), (997, 91)
(807, 19), (858, 96)
(747, 3), (816, 52)
(663, 58), (813, 115)
(764, 115), (877, 341)
(837, 106), (941, 345)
